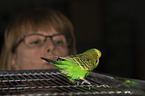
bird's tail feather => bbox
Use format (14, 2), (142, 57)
(41, 57), (67, 70)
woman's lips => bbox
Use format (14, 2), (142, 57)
(41, 57), (57, 69)
(45, 62), (56, 69)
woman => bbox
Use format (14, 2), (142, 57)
(0, 7), (76, 70)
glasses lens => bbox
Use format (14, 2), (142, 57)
(25, 35), (45, 47)
(52, 35), (67, 46)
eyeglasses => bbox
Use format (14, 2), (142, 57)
(12, 33), (66, 52)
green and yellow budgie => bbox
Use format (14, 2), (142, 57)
(41, 48), (101, 84)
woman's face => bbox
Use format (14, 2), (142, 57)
(12, 28), (68, 70)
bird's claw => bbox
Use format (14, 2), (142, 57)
(82, 79), (93, 89)
(74, 79), (93, 88)
(74, 81), (81, 86)
(81, 79), (91, 85)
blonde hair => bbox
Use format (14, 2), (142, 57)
(0, 7), (76, 70)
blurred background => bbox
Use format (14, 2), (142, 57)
(0, 0), (145, 80)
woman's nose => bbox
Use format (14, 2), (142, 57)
(47, 49), (50, 52)
(45, 39), (55, 54)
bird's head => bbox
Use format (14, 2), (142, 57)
(94, 49), (101, 58)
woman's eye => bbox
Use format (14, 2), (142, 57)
(31, 40), (40, 44)
(28, 40), (42, 46)
(54, 40), (63, 45)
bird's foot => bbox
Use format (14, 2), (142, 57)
(74, 79), (93, 89)
(81, 79), (91, 85)
(81, 79), (93, 89)
(74, 81), (81, 86)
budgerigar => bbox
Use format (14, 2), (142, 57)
(41, 48), (101, 84)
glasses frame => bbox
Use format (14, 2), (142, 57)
(12, 33), (64, 53)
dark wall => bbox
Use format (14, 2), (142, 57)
(0, 0), (145, 80)
(101, 0), (145, 80)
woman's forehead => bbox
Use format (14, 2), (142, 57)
(22, 27), (59, 35)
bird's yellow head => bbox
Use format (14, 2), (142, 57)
(94, 49), (101, 58)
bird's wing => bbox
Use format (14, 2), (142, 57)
(51, 59), (88, 82)
(58, 55), (95, 70)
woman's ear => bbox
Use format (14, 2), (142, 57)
(11, 54), (19, 70)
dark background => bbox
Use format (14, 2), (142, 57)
(0, 0), (145, 80)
